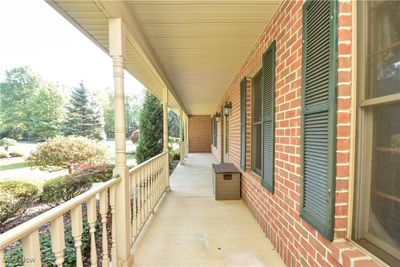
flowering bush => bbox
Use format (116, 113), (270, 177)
(27, 136), (107, 171)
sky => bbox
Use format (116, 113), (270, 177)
(0, 0), (144, 95)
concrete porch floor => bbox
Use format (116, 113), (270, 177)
(132, 153), (284, 267)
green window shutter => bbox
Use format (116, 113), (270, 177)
(301, 0), (337, 241)
(261, 41), (276, 193)
(240, 78), (247, 170)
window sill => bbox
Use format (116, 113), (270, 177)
(331, 239), (389, 267)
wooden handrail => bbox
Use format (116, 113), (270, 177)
(129, 152), (167, 174)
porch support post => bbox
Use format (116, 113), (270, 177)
(109, 18), (132, 267)
(185, 115), (189, 150)
(163, 87), (170, 191)
(179, 110), (184, 165)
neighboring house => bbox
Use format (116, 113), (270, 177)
(1, 1), (398, 266)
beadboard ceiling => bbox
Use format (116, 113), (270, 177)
(48, 0), (281, 115)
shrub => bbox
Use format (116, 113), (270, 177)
(0, 181), (38, 225)
(27, 136), (107, 171)
(0, 151), (8, 159)
(40, 164), (114, 206)
(0, 138), (17, 151)
(76, 163), (114, 183)
(4, 220), (100, 267)
(40, 175), (92, 206)
(130, 129), (140, 144)
(8, 151), (24, 158)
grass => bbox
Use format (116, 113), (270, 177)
(0, 161), (29, 171)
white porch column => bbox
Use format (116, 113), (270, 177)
(163, 87), (170, 191)
(109, 18), (133, 267)
(185, 115), (189, 149)
(179, 110), (184, 164)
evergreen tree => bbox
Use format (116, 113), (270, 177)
(168, 110), (180, 138)
(63, 82), (105, 140)
(136, 91), (163, 164)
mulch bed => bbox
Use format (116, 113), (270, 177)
(169, 159), (179, 174)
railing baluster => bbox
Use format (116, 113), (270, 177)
(99, 191), (109, 267)
(149, 162), (152, 214)
(147, 162), (150, 215)
(135, 171), (139, 237)
(140, 167), (145, 227)
(110, 186), (117, 267)
(131, 172), (137, 240)
(151, 160), (155, 213)
(71, 205), (83, 267)
(137, 167), (141, 230)
(1, 250), (4, 267)
(143, 164), (148, 219)
(87, 197), (97, 267)
(50, 216), (65, 267)
(157, 158), (161, 199)
(22, 230), (41, 267)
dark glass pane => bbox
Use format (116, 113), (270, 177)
(253, 72), (262, 123)
(368, 104), (400, 258)
(255, 124), (262, 172)
(367, 1), (400, 98)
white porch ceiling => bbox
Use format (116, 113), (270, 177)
(47, 0), (281, 115)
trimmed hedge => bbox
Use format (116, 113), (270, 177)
(0, 151), (8, 159)
(9, 151), (24, 158)
(40, 164), (114, 206)
(0, 181), (38, 225)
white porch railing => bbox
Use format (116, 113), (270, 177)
(0, 152), (169, 267)
(0, 178), (120, 267)
(129, 152), (168, 245)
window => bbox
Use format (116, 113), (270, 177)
(353, 1), (400, 265)
(251, 71), (262, 175)
(300, 0), (337, 241)
(213, 116), (218, 148)
(240, 78), (247, 170)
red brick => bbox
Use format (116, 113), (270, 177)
(339, 15), (352, 28)
(189, 115), (212, 152)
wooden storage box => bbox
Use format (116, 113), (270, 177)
(212, 163), (241, 200)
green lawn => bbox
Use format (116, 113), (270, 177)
(0, 161), (29, 171)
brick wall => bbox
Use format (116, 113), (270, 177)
(188, 115), (211, 153)
(211, 1), (381, 266)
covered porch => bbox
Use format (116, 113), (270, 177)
(133, 153), (284, 267)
